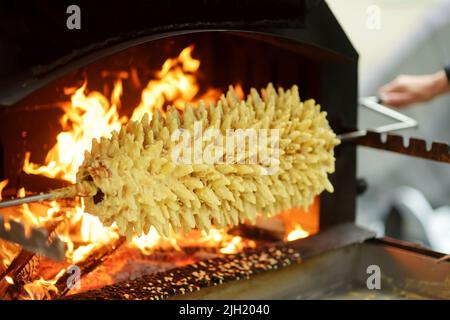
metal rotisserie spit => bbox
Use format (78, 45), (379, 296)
(0, 0), (449, 300)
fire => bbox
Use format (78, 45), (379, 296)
(19, 45), (221, 251)
(22, 276), (61, 300)
(132, 45), (219, 120)
(0, 179), (8, 200)
(0, 241), (18, 269)
(1, 45), (300, 300)
(22, 45), (219, 183)
(0, 179), (21, 272)
(16, 188), (41, 227)
(61, 204), (119, 263)
(220, 236), (245, 254)
(13, 45), (232, 271)
(131, 227), (163, 255)
(204, 229), (255, 254)
(5, 276), (14, 285)
(234, 83), (244, 100)
(286, 225), (310, 241)
(23, 80), (127, 183)
(130, 227), (254, 256)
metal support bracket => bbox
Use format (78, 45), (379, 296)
(338, 96), (418, 141)
(339, 97), (450, 164)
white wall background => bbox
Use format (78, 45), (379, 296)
(327, 0), (442, 77)
(324, 0), (450, 251)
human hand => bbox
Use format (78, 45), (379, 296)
(378, 71), (450, 108)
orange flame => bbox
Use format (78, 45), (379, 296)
(0, 240), (19, 270)
(23, 80), (127, 182)
(5, 45), (283, 299)
(0, 179), (8, 201)
(219, 236), (244, 254)
(286, 225), (310, 241)
(22, 274), (62, 300)
(131, 45), (219, 120)
(18, 45), (225, 265)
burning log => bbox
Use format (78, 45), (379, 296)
(0, 220), (61, 299)
(0, 250), (38, 299)
(63, 244), (301, 300)
(229, 216), (286, 242)
(53, 236), (125, 298)
(229, 225), (283, 242)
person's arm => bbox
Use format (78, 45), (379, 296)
(379, 65), (450, 108)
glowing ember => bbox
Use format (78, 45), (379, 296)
(286, 225), (310, 241)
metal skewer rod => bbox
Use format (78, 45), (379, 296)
(0, 185), (80, 209)
(0, 192), (58, 208)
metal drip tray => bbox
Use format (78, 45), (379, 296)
(175, 240), (450, 300)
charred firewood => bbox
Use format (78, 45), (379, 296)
(0, 250), (37, 299)
(0, 220), (61, 299)
(228, 215), (286, 242)
(53, 236), (126, 298)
